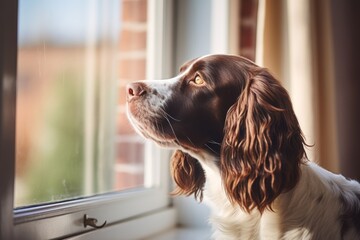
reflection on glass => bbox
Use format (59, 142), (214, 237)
(15, 0), (148, 207)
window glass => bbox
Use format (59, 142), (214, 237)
(15, 0), (149, 208)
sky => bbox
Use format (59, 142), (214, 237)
(18, 0), (120, 46)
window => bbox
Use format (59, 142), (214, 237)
(15, 0), (150, 208)
(0, 0), (175, 239)
(16, 0), (120, 207)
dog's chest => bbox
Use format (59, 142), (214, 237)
(201, 163), (262, 239)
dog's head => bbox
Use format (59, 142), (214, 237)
(126, 54), (306, 212)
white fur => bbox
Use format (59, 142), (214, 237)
(193, 153), (360, 240)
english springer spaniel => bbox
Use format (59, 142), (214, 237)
(126, 54), (360, 239)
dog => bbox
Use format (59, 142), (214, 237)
(126, 54), (360, 239)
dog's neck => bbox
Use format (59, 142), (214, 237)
(187, 150), (263, 238)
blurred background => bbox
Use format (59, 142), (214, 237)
(15, 0), (360, 232)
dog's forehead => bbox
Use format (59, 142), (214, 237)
(179, 54), (219, 73)
(181, 55), (241, 76)
(179, 59), (197, 73)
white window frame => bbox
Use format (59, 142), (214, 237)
(0, 0), (176, 239)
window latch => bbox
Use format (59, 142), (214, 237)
(83, 214), (107, 229)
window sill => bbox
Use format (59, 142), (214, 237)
(64, 207), (212, 240)
(66, 208), (177, 240)
(144, 226), (212, 240)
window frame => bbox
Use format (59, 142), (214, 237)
(0, 0), (18, 239)
(0, 0), (175, 239)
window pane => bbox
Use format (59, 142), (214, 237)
(15, 0), (149, 208)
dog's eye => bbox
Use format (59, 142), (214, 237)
(193, 75), (205, 86)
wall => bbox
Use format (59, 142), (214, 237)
(238, 0), (258, 61)
(173, 0), (212, 228)
(117, 0), (148, 189)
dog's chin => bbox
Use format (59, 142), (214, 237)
(127, 113), (178, 149)
(138, 131), (178, 149)
(153, 140), (178, 148)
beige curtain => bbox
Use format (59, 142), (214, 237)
(258, 0), (339, 172)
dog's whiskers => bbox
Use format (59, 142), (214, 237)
(208, 140), (221, 146)
(186, 136), (196, 148)
(159, 108), (181, 122)
(160, 111), (180, 144)
(204, 143), (218, 154)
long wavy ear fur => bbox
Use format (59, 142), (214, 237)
(221, 69), (306, 213)
(171, 150), (205, 201)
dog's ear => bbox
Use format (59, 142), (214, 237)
(221, 70), (306, 213)
(171, 150), (205, 201)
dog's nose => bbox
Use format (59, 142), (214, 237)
(126, 82), (147, 101)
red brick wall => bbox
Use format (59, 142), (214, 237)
(239, 0), (258, 61)
(115, 0), (148, 190)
